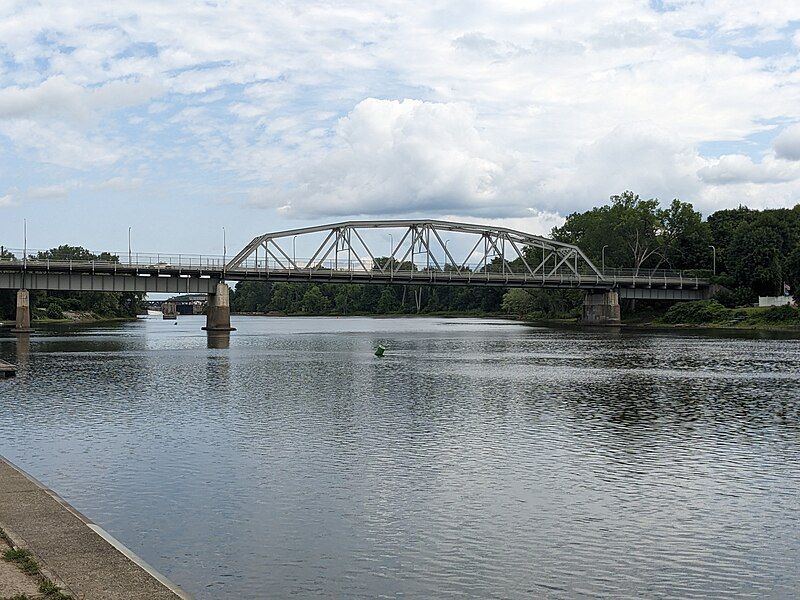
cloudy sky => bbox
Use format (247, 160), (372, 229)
(1, 0), (800, 255)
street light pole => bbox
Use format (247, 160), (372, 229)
(223, 227), (226, 266)
(601, 245), (608, 274)
(23, 219), (27, 267)
(709, 245), (716, 275)
(128, 227), (132, 265)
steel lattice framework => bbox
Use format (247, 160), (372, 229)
(226, 219), (604, 281)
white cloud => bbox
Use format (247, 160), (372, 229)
(540, 124), (705, 209)
(2, 0), (800, 218)
(268, 98), (530, 217)
(698, 154), (800, 185)
(25, 183), (74, 200)
(0, 194), (14, 207)
(773, 124), (800, 161)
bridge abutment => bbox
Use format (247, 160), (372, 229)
(582, 290), (621, 326)
(203, 282), (236, 332)
(13, 289), (32, 333)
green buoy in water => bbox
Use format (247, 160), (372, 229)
(374, 344), (386, 357)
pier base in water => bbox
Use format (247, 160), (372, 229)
(13, 289), (32, 333)
(581, 290), (621, 326)
(203, 283), (236, 332)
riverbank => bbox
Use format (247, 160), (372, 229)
(233, 310), (508, 319)
(0, 457), (188, 600)
(531, 303), (800, 334)
(31, 310), (137, 325)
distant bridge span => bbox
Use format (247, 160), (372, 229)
(0, 219), (711, 331)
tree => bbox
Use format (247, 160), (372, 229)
(301, 285), (330, 314)
(785, 245), (800, 304)
(376, 288), (400, 313)
(658, 199), (712, 269)
(552, 191), (711, 274)
(727, 224), (783, 295)
(501, 289), (535, 318)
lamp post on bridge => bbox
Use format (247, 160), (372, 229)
(128, 227), (132, 265)
(223, 227), (226, 272)
(709, 245), (716, 275)
(601, 245), (608, 274)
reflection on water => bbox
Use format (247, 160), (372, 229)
(1, 316), (799, 599)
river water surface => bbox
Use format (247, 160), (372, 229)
(1, 316), (799, 598)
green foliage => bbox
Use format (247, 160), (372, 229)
(301, 285), (330, 314)
(46, 302), (64, 320)
(658, 300), (730, 324)
(375, 288), (400, 313)
(713, 286), (756, 308)
(231, 280), (505, 315)
(3, 548), (39, 576)
(751, 304), (800, 324)
(552, 190), (712, 272)
(726, 225), (783, 295)
(786, 245), (800, 304)
(501, 289), (535, 318)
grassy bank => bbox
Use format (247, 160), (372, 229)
(653, 301), (800, 330)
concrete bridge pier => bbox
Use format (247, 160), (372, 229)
(13, 289), (32, 333)
(202, 282), (236, 332)
(582, 290), (621, 326)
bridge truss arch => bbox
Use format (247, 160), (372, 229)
(226, 220), (605, 286)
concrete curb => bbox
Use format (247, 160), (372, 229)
(0, 455), (191, 599)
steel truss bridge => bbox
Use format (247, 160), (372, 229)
(0, 220), (710, 300)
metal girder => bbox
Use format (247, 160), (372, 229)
(226, 219), (605, 280)
(0, 272), (220, 294)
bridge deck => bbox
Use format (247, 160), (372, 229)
(0, 258), (709, 299)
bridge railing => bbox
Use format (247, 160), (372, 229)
(0, 248), (229, 270)
(0, 249), (712, 284)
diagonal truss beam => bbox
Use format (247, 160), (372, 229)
(225, 219), (604, 283)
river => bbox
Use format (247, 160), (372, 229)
(1, 316), (799, 598)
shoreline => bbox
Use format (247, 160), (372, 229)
(0, 456), (189, 600)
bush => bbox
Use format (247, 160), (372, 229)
(659, 300), (730, 324)
(755, 305), (800, 324)
(46, 303), (64, 320)
(713, 286), (757, 308)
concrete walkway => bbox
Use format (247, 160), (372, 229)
(0, 456), (189, 599)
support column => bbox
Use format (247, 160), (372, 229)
(203, 282), (236, 332)
(13, 289), (32, 333)
(161, 302), (177, 320)
(582, 290), (621, 326)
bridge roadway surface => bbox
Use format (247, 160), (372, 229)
(0, 258), (708, 300)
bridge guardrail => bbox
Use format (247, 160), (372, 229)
(0, 250), (712, 287)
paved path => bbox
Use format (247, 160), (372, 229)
(0, 456), (189, 599)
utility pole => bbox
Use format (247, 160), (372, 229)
(709, 245), (716, 275)
(128, 227), (132, 265)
